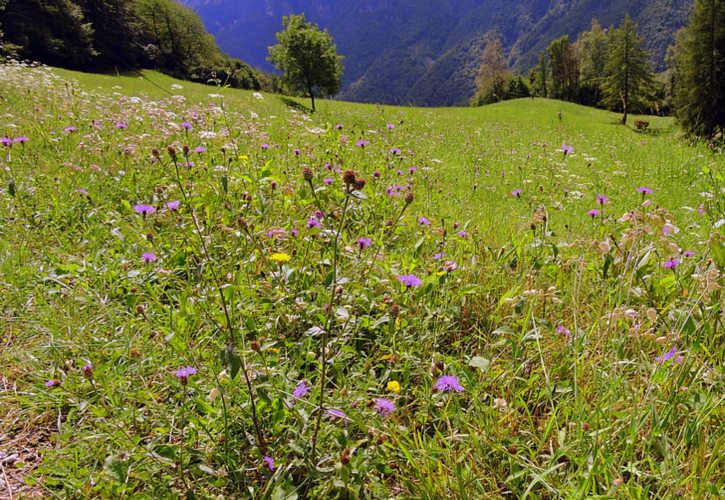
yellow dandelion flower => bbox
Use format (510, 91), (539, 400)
(387, 381), (401, 394)
(270, 252), (291, 263)
(267, 347), (280, 354)
(238, 154), (249, 161)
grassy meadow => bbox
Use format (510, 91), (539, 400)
(1, 61), (723, 498)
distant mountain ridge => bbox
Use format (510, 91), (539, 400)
(180, 0), (692, 106)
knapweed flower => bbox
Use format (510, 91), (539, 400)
(697, 203), (705, 215)
(64, 126), (78, 133)
(134, 203), (155, 215)
(387, 381), (401, 394)
(115, 122), (127, 129)
(397, 274), (423, 288)
(512, 189), (522, 197)
(458, 230), (469, 239)
(263, 456), (275, 471)
(45, 379), (61, 388)
(13, 136), (29, 144)
(683, 250), (695, 258)
(663, 258), (679, 269)
(556, 325), (571, 338)
(335, 123), (344, 130)
(443, 260), (458, 272)
(418, 216), (431, 226)
(166, 200), (180, 211)
(433, 252), (446, 260)
(261, 143), (270, 150)
(293, 380), (311, 399)
(356, 237), (372, 250)
(142, 252), (157, 263)
(655, 346), (683, 364)
(82, 363), (94, 379)
(637, 187), (652, 196)
(0, 137), (12, 147)
(587, 209), (600, 218)
(356, 140), (370, 148)
(181, 122), (192, 131)
(596, 194), (609, 205)
(306, 218), (321, 229)
(374, 398), (396, 417)
(270, 252), (291, 263)
(389, 147), (401, 155)
(386, 123), (395, 130)
(175, 366), (197, 385)
(293, 147), (300, 155)
(434, 375), (464, 393)
(323, 177), (333, 185)
(194, 146), (206, 153)
(562, 144), (574, 155)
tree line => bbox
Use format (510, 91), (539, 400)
(473, 0), (724, 139)
(0, 0), (276, 91)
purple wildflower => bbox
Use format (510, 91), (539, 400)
(82, 363), (94, 379)
(181, 122), (192, 131)
(293, 381), (311, 399)
(13, 136), (29, 144)
(512, 189), (522, 197)
(142, 252), (157, 263)
(443, 260), (458, 272)
(397, 274), (423, 288)
(655, 346), (683, 364)
(175, 366), (197, 385)
(335, 123), (344, 130)
(166, 200), (180, 211)
(587, 209), (600, 218)
(115, 122), (127, 129)
(263, 456), (275, 471)
(194, 146), (206, 153)
(323, 177), (333, 185)
(418, 216), (431, 226)
(386, 123), (395, 130)
(75, 188), (89, 196)
(663, 258), (679, 269)
(697, 203), (705, 215)
(356, 140), (370, 148)
(433, 253), (446, 260)
(596, 194), (610, 205)
(306, 218), (321, 229)
(556, 325), (571, 338)
(261, 143), (270, 150)
(458, 230), (470, 239)
(374, 398), (396, 417)
(637, 187), (652, 196)
(562, 144), (574, 155)
(134, 203), (155, 215)
(64, 126), (78, 134)
(0, 137), (11, 147)
(356, 237), (372, 250)
(389, 147), (401, 155)
(45, 379), (61, 388)
(293, 147), (300, 155)
(683, 250), (695, 258)
(434, 375), (464, 393)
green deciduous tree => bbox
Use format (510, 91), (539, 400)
(268, 14), (344, 111)
(602, 15), (655, 125)
(547, 36), (579, 102)
(2, 0), (94, 68)
(672, 0), (725, 138)
(577, 20), (609, 106)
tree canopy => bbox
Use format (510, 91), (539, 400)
(268, 14), (344, 111)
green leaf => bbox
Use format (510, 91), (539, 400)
(8, 180), (15, 197)
(220, 345), (241, 380)
(468, 356), (491, 372)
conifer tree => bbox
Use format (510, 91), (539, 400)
(673, 0), (725, 138)
(577, 20), (609, 106)
(601, 16), (655, 125)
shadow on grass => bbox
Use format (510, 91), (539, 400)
(277, 96), (311, 113)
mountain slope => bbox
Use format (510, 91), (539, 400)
(181, 0), (692, 106)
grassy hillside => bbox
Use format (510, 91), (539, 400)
(1, 63), (723, 498)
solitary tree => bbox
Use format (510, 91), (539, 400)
(472, 37), (511, 105)
(268, 14), (343, 111)
(601, 16), (655, 125)
(672, 0), (725, 138)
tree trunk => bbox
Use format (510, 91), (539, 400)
(309, 87), (316, 112)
